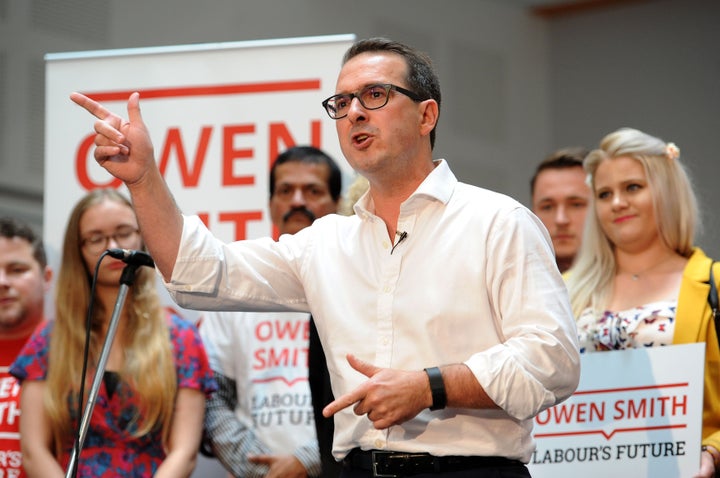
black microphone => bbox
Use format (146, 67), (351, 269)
(391, 231), (408, 254)
(106, 248), (155, 268)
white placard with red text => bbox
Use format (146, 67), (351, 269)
(528, 343), (705, 477)
(44, 34), (355, 267)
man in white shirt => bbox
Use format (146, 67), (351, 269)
(199, 146), (341, 478)
(71, 37), (580, 478)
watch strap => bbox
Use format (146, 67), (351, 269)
(424, 366), (447, 411)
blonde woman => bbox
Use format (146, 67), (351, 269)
(11, 189), (216, 477)
(566, 127), (719, 478)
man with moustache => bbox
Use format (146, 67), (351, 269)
(0, 217), (52, 478)
(530, 147), (591, 273)
(199, 146), (341, 478)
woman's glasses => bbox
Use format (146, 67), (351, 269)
(80, 226), (139, 253)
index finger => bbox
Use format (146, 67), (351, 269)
(322, 386), (366, 417)
(69, 92), (113, 121)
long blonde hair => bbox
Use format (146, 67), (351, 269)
(46, 189), (176, 455)
(567, 127), (698, 317)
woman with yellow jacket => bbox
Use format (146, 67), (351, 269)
(566, 127), (719, 478)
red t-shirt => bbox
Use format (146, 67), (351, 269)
(0, 335), (30, 478)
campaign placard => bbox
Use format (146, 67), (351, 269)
(528, 343), (705, 477)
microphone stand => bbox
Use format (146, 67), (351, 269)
(64, 263), (140, 478)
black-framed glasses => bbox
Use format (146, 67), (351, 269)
(321, 83), (423, 119)
(81, 226), (139, 253)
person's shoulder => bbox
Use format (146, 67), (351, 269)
(166, 311), (210, 355)
(454, 183), (549, 241)
(165, 309), (201, 336)
(454, 179), (514, 200)
(684, 247), (716, 281)
(14, 320), (51, 349)
(455, 181), (526, 212)
(688, 247), (712, 262)
(8, 320), (53, 378)
(27, 319), (53, 341)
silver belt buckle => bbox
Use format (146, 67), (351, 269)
(372, 450), (398, 478)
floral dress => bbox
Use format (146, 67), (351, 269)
(576, 300), (677, 353)
(10, 314), (217, 477)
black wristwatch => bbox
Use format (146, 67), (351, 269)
(424, 367), (447, 411)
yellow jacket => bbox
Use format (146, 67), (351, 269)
(673, 247), (720, 451)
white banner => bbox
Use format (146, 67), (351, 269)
(528, 343), (705, 477)
(44, 34), (356, 259)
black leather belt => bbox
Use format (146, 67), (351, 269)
(343, 448), (524, 477)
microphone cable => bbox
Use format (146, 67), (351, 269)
(69, 250), (111, 478)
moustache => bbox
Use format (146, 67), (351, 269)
(283, 207), (316, 224)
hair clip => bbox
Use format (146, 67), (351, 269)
(666, 142), (680, 160)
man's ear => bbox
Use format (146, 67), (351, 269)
(418, 99), (439, 138)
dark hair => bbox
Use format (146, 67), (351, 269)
(0, 216), (47, 268)
(270, 146), (342, 201)
(530, 147), (588, 196)
(343, 37), (441, 149)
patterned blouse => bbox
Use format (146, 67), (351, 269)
(576, 300), (677, 353)
(10, 314), (217, 477)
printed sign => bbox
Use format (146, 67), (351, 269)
(44, 35), (356, 265)
(528, 343), (705, 477)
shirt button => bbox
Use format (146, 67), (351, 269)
(374, 439), (385, 448)
(382, 241), (390, 249)
(381, 336), (389, 346)
(383, 285), (391, 293)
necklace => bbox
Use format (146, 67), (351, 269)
(620, 254), (679, 281)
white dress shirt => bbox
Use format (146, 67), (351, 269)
(166, 159), (580, 463)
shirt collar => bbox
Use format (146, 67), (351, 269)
(353, 159), (456, 220)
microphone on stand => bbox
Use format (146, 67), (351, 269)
(106, 248), (155, 269)
(67, 247), (152, 478)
